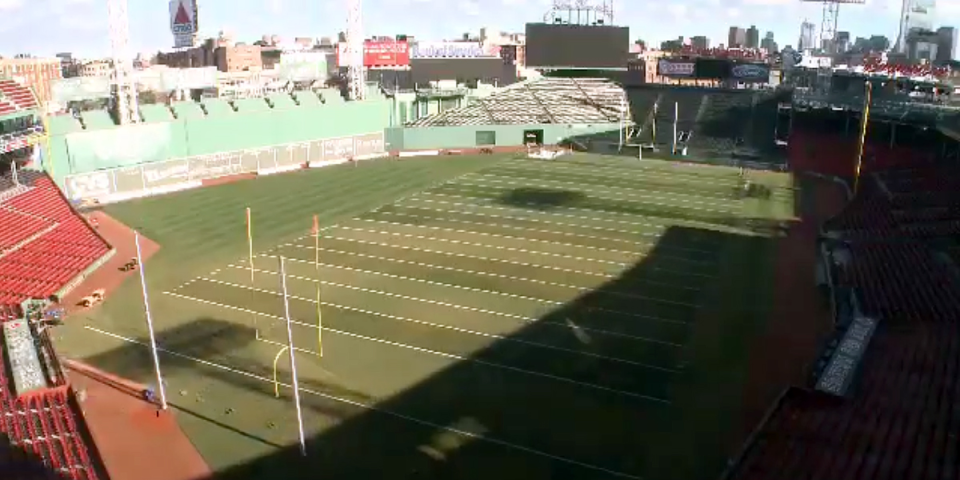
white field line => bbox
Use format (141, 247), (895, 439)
(83, 325), (648, 479)
(197, 275), (687, 346)
(227, 261), (697, 322)
(431, 184), (732, 213)
(347, 219), (717, 267)
(404, 194), (732, 228)
(262, 247), (702, 295)
(219, 265), (683, 370)
(380, 203), (724, 250)
(506, 157), (738, 180)
(326, 227), (718, 278)
(463, 173), (741, 206)
(158, 291), (674, 404)
(496, 160), (741, 185)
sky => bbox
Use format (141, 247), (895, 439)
(0, 0), (959, 58)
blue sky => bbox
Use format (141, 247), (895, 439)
(0, 0), (958, 58)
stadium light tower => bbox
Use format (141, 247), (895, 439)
(346, 0), (365, 100)
(107, 0), (140, 124)
(544, 0), (614, 25)
(800, 0), (864, 52)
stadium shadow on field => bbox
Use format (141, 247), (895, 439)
(78, 225), (783, 480)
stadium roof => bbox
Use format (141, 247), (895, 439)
(406, 77), (628, 127)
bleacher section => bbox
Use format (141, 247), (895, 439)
(406, 78), (628, 127)
(0, 173), (112, 312)
(726, 163), (960, 480)
(0, 79), (38, 116)
(0, 313), (107, 480)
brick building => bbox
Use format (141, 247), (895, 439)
(0, 57), (62, 106)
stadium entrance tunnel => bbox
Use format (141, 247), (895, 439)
(68, 222), (796, 480)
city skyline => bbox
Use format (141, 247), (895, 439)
(0, 0), (958, 58)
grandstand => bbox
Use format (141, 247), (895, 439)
(406, 77), (628, 126)
(724, 73), (960, 479)
(0, 166), (111, 479)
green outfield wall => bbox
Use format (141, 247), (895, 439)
(384, 123), (620, 151)
(46, 91), (393, 184)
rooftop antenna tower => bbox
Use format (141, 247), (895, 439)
(107, 0), (140, 124)
(346, 0), (365, 100)
(543, 0), (614, 25)
(800, 0), (864, 92)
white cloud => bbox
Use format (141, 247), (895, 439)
(0, 0), (23, 11)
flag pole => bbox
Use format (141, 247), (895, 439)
(135, 231), (168, 411)
(313, 215), (323, 357)
(279, 256), (308, 456)
(853, 81), (872, 195)
(672, 101), (678, 156)
(246, 207), (259, 339)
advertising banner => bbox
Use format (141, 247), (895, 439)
(657, 60), (695, 77)
(730, 62), (770, 83)
(411, 42), (501, 59)
(337, 41), (410, 67)
(169, 0), (198, 48)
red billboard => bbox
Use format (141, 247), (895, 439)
(337, 41), (410, 68)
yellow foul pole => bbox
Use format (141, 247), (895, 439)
(853, 81), (872, 196)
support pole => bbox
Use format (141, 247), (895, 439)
(313, 215), (323, 357)
(672, 101), (678, 155)
(135, 231), (167, 410)
(246, 207), (259, 339)
(279, 256), (307, 456)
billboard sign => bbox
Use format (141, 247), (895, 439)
(169, 0), (198, 48)
(337, 41), (410, 67)
(657, 60), (695, 77)
(411, 42), (501, 59)
(524, 23), (629, 69)
(730, 62), (770, 83)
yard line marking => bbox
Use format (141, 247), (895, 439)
(228, 262), (694, 326)
(327, 227), (718, 279)
(463, 173), (742, 206)
(265, 247), (701, 295)
(422, 186), (731, 214)
(495, 161), (741, 186)
(84, 326), (648, 479)
(383, 204), (721, 253)
(236, 250), (701, 314)
(350, 219), (717, 267)
(220, 266), (680, 371)
(198, 276), (687, 346)
(283, 238), (715, 288)
(159, 292), (674, 404)
(507, 157), (738, 181)
(400, 197), (739, 237)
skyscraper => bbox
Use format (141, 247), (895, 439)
(746, 26), (760, 49)
(798, 20), (816, 51)
(761, 31), (778, 53)
(936, 26), (956, 61)
(896, 0), (936, 53)
(728, 26), (747, 48)
(691, 36), (710, 50)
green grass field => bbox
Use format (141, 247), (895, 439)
(55, 152), (795, 480)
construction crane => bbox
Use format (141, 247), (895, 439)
(106, 0), (140, 124)
(346, 0), (365, 100)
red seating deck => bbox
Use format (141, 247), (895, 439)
(728, 242), (960, 480)
(0, 79), (38, 111)
(0, 333), (105, 480)
(0, 175), (111, 312)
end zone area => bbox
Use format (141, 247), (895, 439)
(64, 154), (795, 480)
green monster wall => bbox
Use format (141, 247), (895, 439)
(46, 91), (393, 185)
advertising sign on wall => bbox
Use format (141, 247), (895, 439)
(657, 60), (695, 77)
(168, 0), (198, 48)
(337, 41), (410, 67)
(411, 42), (501, 59)
(730, 62), (770, 83)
